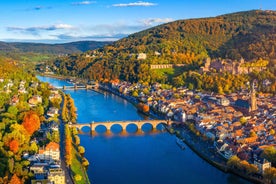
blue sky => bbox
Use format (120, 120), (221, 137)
(1, 0), (275, 43)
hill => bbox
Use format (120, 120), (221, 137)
(0, 40), (112, 63)
(0, 40), (112, 55)
(49, 10), (276, 92)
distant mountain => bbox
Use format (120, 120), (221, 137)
(0, 41), (112, 55)
(50, 10), (276, 83)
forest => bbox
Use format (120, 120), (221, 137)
(47, 10), (276, 94)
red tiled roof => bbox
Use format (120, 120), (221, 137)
(45, 142), (59, 151)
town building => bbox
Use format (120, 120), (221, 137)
(39, 142), (60, 161)
(48, 168), (65, 184)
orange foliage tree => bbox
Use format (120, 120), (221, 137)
(9, 140), (19, 153)
(22, 111), (40, 135)
(9, 174), (22, 184)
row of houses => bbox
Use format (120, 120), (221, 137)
(107, 80), (276, 175)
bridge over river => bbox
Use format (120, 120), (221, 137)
(68, 120), (172, 134)
(55, 84), (97, 90)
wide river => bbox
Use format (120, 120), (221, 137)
(38, 76), (250, 184)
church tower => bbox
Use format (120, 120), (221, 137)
(249, 82), (257, 112)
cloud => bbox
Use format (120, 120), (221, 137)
(112, 1), (157, 7)
(7, 24), (74, 35)
(139, 18), (174, 26)
(71, 1), (96, 5)
(4, 18), (171, 43)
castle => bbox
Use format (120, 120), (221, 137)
(200, 58), (267, 75)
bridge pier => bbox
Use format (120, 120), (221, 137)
(63, 85), (66, 90)
(70, 120), (166, 135)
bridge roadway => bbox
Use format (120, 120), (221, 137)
(68, 120), (169, 132)
(55, 84), (96, 90)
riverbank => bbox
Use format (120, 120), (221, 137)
(170, 124), (265, 184)
(98, 83), (265, 184)
(39, 74), (264, 184)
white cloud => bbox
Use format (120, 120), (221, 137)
(7, 24), (74, 33)
(6, 24), (75, 37)
(4, 17), (171, 43)
(112, 1), (157, 7)
(139, 18), (174, 26)
(53, 24), (74, 29)
(72, 1), (96, 5)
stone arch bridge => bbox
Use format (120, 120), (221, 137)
(68, 120), (170, 133)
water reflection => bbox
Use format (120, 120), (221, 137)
(77, 125), (166, 138)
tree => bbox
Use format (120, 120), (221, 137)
(7, 106), (18, 118)
(8, 158), (14, 174)
(78, 146), (85, 156)
(74, 174), (82, 182)
(249, 130), (257, 137)
(22, 111), (40, 135)
(262, 146), (276, 164)
(9, 140), (19, 153)
(82, 157), (89, 169)
(264, 167), (276, 183)
(227, 155), (241, 169)
(240, 116), (247, 125)
(74, 135), (80, 146)
(29, 142), (38, 154)
(132, 90), (139, 97)
(65, 125), (72, 166)
(270, 129), (275, 135)
(9, 174), (22, 184)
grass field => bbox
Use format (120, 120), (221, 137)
(71, 145), (90, 184)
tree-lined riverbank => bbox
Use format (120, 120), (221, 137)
(38, 75), (251, 184)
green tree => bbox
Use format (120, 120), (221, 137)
(7, 106), (18, 118)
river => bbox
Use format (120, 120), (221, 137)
(38, 76), (250, 184)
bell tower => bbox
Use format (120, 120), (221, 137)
(250, 82), (257, 112)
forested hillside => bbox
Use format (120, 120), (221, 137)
(0, 41), (112, 54)
(48, 10), (276, 93)
(0, 41), (112, 62)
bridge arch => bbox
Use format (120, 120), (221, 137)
(69, 120), (168, 135)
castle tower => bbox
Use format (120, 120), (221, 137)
(250, 82), (257, 112)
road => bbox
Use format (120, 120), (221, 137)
(59, 119), (74, 184)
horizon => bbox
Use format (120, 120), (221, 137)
(1, 0), (276, 43)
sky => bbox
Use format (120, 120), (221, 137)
(0, 0), (275, 43)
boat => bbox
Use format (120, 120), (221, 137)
(176, 137), (185, 150)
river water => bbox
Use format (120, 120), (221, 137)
(38, 76), (250, 184)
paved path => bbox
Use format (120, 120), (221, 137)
(59, 119), (74, 184)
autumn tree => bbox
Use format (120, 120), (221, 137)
(262, 146), (276, 164)
(82, 157), (89, 169)
(65, 124), (72, 166)
(74, 174), (82, 182)
(78, 146), (85, 156)
(9, 140), (19, 153)
(22, 111), (40, 135)
(9, 174), (22, 184)
(264, 167), (276, 183)
(74, 135), (80, 146)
